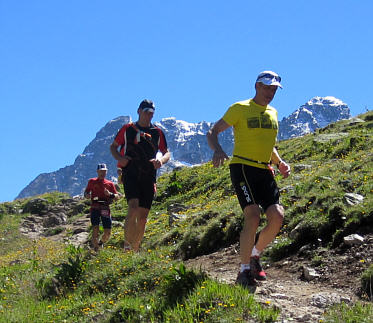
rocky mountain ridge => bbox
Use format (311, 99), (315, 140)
(16, 96), (350, 199)
(278, 96), (350, 140)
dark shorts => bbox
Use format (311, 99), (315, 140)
(229, 163), (280, 212)
(90, 208), (112, 229)
(122, 168), (155, 210)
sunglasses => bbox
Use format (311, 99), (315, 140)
(256, 73), (281, 83)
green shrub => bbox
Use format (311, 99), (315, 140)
(224, 214), (242, 245)
(323, 302), (373, 323)
(37, 245), (86, 298)
(44, 226), (65, 236)
(160, 263), (207, 308)
(266, 236), (296, 261)
(179, 230), (201, 260)
(198, 219), (225, 254)
(191, 211), (216, 227)
(361, 264), (373, 300)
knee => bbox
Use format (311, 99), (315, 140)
(128, 199), (139, 209)
(267, 205), (284, 225)
(138, 214), (148, 225)
(243, 205), (261, 223)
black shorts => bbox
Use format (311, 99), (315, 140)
(229, 163), (280, 212)
(122, 168), (155, 210)
(90, 208), (112, 229)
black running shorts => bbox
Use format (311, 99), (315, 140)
(90, 208), (112, 229)
(122, 169), (155, 210)
(229, 163), (280, 212)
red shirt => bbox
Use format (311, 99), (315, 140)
(84, 178), (117, 202)
(114, 122), (168, 160)
(114, 122), (168, 180)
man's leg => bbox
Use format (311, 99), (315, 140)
(254, 204), (284, 252)
(124, 199), (140, 250)
(101, 228), (111, 244)
(124, 199), (150, 251)
(100, 215), (112, 246)
(92, 225), (100, 251)
(248, 204), (284, 281)
(236, 204), (261, 287)
(240, 204), (261, 265)
(132, 207), (150, 251)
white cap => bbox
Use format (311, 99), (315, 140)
(97, 163), (108, 170)
(256, 71), (283, 88)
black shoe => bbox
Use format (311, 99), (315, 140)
(250, 256), (267, 281)
(98, 240), (104, 249)
(236, 269), (256, 287)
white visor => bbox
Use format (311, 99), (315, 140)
(256, 71), (283, 88)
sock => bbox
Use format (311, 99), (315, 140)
(240, 263), (250, 273)
(251, 246), (260, 257)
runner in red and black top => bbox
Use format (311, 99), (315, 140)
(110, 99), (170, 252)
(84, 163), (120, 251)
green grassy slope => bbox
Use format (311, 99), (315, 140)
(0, 111), (372, 322)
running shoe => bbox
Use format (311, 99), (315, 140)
(123, 240), (132, 253)
(236, 269), (256, 287)
(250, 256), (267, 281)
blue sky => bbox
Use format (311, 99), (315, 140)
(1, 1), (372, 202)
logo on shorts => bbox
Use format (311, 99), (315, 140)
(240, 182), (251, 203)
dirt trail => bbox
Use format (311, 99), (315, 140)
(185, 241), (371, 323)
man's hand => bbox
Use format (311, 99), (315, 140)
(278, 161), (291, 178)
(118, 156), (131, 168)
(150, 158), (162, 169)
(212, 150), (229, 168)
(104, 188), (119, 199)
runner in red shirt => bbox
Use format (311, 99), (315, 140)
(84, 163), (120, 251)
(110, 99), (170, 252)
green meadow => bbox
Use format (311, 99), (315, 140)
(1, 111), (372, 322)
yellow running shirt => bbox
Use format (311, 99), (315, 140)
(223, 99), (278, 169)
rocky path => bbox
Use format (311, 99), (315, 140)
(185, 242), (370, 322)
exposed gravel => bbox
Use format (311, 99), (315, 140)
(185, 234), (373, 322)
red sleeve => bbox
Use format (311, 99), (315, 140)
(85, 179), (93, 193)
(114, 123), (132, 146)
(105, 181), (117, 194)
(111, 182), (118, 194)
(158, 129), (168, 154)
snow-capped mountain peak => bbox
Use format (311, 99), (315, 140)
(278, 96), (350, 140)
(16, 96), (351, 199)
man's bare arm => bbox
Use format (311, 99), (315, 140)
(206, 118), (231, 167)
(271, 147), (290, 178)
(110, 141), (131, 168)
(150, 149), (171, 169)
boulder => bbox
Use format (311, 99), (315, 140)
(22, 198), (49, 214)
(344, 193), (364, 206)
(343, 234), (364, 245)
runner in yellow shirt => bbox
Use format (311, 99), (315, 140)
(207, 71), (291, 288)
